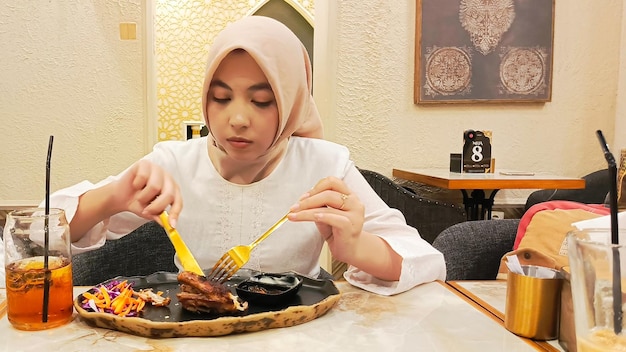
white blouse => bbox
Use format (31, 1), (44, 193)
(25, 137), (445, 295)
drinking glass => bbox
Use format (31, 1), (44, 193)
(568, 228), (626, 351)
(3, 208), (74, 330)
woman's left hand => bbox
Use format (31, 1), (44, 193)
(288, 176), (364, 263)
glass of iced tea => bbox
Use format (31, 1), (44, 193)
(568, 228), (626, 351)
(3, 208), (74, 330)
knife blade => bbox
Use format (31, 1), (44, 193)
(159, 211), (205, 276)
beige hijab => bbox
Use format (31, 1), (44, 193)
(201, 16), (323, 155)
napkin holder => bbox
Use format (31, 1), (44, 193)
(450, 153), (462, 173)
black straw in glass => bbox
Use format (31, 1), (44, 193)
(596, 129), (622, 334)
(42, 135), (54, 323)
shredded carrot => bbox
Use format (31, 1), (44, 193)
(80, 280), (168, 317)
(99, 286), (111, 307)
(82, 292), (100, 302)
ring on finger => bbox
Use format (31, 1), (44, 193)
(339, 193), (349, 210)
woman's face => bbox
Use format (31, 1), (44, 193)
(206, 50), (279, 161)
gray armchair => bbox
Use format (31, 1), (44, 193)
(524, 169), (609, 210)
(432, 219), (519, 280)
(72, 221), (177, 286)
(358, 168), (466, 244)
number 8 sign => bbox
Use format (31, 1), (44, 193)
(462, 130), (492, 173)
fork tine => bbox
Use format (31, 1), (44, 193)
(207, 252), (232, 280)
(209, 261), (230, 281)
(208, 253), (242, 283)
(214, 264), (237, 283)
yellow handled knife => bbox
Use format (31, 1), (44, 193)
(159, 211), (205, 276)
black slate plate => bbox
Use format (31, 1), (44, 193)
(74, 269), (341, 337)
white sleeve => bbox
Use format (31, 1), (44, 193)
(38, 142), (185, 254)
(340, 166), (446, 295)
(43, 179), (109, 254)
(43, 176), (146, 255)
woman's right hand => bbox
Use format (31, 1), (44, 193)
(113, 159), (183, 227)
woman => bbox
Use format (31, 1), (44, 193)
(36, 16), (445, 295)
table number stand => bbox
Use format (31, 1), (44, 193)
(462, 130), (492, 173)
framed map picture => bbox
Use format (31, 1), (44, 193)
(414, 0), (555, 104)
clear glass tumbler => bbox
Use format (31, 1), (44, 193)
(4, 208), (74, 330)
(568, 228), (626, 351)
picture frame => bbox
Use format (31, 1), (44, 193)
(414, 0), (555, 104)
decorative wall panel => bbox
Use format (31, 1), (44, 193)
(414, 0), (554, 104)
(156, 0), (314, 140)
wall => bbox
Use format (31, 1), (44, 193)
(616, 0), (626, 154)
(315, 0), (622, 204)
(0, 1), (146, 204)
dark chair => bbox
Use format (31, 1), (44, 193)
(72, 221), (178, 286)
(524, 169), (609, 210)
(432, 219), (519, 280)
(358, 168), (466, 244)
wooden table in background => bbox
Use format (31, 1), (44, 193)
(392, 168), (585, 220)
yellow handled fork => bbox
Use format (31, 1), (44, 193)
(207, 213), (289, 283)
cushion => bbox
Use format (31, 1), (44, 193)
(498, 201), (610, 277)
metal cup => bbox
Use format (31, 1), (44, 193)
(504, 265), (563, 340)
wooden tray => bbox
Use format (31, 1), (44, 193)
(74, 269), (341, 338)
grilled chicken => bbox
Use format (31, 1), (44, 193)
(177, 271), (248, 314)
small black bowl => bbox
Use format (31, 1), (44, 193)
(235, 273), (303, 306)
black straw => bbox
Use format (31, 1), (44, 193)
(597, 131), (620, 244)
(596, 129), (622, 334)
(42, 135), (53, 323)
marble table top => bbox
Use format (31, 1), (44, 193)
(0, 281), (545, 352)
